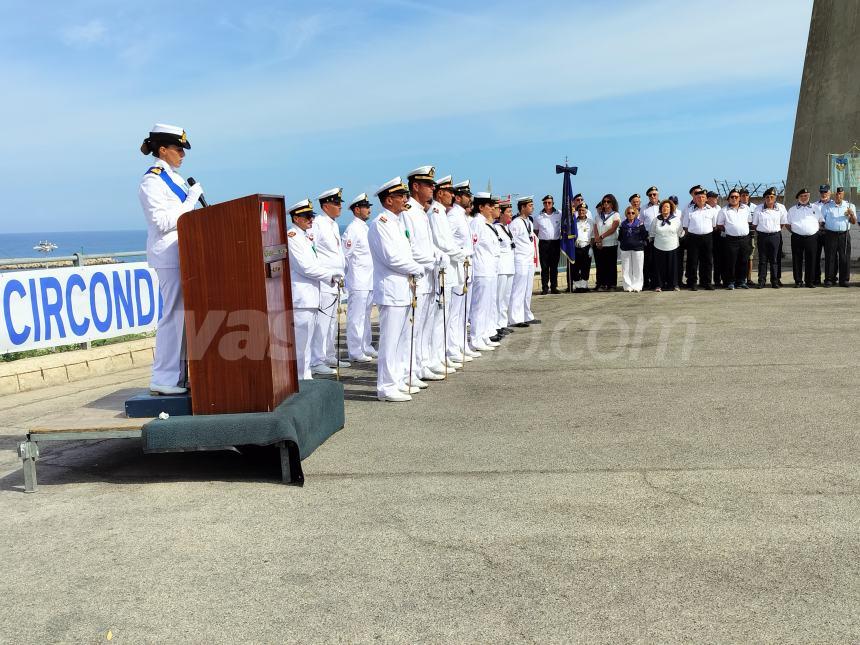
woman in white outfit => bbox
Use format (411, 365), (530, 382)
(468, 193), (501, 351)
(495, 201), (516, 334)
(138, 124), (204, 395)
(618, 206), (648, 292)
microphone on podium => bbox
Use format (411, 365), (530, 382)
(186, 177), (209, 208)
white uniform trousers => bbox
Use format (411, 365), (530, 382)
(377, 304), (411, 397)
(429, 284), (454, 364)
(293, 308), (316, 380)
(496, 273), (513, 329)
(469, 276), (497, 344)
(401, 292), (432, 378)
(508, 266), (531, 325)
(447, 289), (468, 357)
(152, 268), (185, 387)
(310, 287), (338, 367)
(525, 268), (536, 322)
(346, 289), (373, 359)
(620, 249), (645, 291)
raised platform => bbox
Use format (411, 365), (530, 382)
(18, 379), (344, 492)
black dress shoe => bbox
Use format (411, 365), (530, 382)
(550, 289), (561, 294)
(527, 319), (542, 325)
(839, 282), (850, 287)
(794, 283), (803, 288)
(513, 322), (529, 328)
(690, 285), (698, 291)
(541, 290), (548, 295)
(704, 285), (715, 291)
(824, 282), (833, 288)
(501, 327), (514, 333)
(757, 282), (765, 289)
(497, 328), (510, 336)
(806, 283), (816, 288)
(489, 335), (502, 342)
(771, 283), (780, 289)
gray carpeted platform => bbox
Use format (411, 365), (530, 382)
(141, 379), (344, 485)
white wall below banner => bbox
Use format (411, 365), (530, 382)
(0, 263), (162, 353)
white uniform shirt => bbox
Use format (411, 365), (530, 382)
(427, 200), (464, 264)
(401, 198), (439, 294)
(650, 215), (684, 251)
(595, 211), (621, 246)
(682, 204), (718, 235)
(367, 209), (424, 306)
(786, 203), (821, 236)
(139, 157), (197, 269)
(446, 204), (475, 260)
(509, 216), (535, 267)
(752, 203), (788, 233)
(535, 209), (562, 240)
(342, 218), (373, 291)
(716, 206), (751, 236)
(470, 217), (501, 277)
(287, 226), (333, 309)
(575, 216), (593, 248)
(641, 202), (662, 231)
(495, 222), (516, 274)
(311, 214), (346, 292)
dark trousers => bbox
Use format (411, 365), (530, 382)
(677, 236), (688, 285)
(790, 232), (817, 285)
(538, 239), (561, 291)
(594, 245), (618, 288)
(777, 233), (784, 280)
(813, 230), (825, 284)
(685, 232), (713, 287)
(723, 235), (751, 286)
(824, 230), (850, 284)
(643, 239), (654, 289)
(571, 246), (591, 285)
(757, 231), (781, 285)
(712, 230), (725, 285)
(654, 248), (678, 289)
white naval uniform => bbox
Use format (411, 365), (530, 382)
(427, 200), (464, 365)
(342, 218), (375, 360)
(401, 198), (440, 379)
(138, 157), (199, 388)
(310, 214), (346, 368)
(368, 209), (424, 398)
(287, 227), (335, 380)
(445, 203), (474, 357)
(508, 215), (535, 325)
(469, 217), (501, 345)
(495, 221), (515, 329)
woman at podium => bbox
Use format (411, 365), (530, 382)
(138, 123), (205, 395)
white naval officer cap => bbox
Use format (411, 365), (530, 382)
(453, 180), (471, 195)
(434, 175), (454, 190)
(375, 177), (410, 198)
(140, 123), (190, 154)
(517, 195), (534, 205)
(349, 192), (372, 209)
(318, 187), (343, 204)
(406, 166), (436, 183)
(473, 191), (496, 203)
(288, 198), (315, 217)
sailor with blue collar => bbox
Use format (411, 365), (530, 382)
(138, 123), (205, 395)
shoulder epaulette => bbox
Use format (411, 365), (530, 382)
(146, 166), (162, 175)
(380, 216), (388, 223)
(287, 230), (296, 238)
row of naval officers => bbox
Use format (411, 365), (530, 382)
(287, 168), (541, 402)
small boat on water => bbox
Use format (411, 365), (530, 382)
(33, 240), (58, 253)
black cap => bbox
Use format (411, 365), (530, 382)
(542, 194), (554, 202)
(739, 188), (750, 195)
(819, 184), (831, 193)
(646, 186), (659, 194)
(795, 188), (810, 199)
(689, 184), (703, 194)
(669, 195), (679, 205)
(706, 190), (718, 198)
(763, 187), (777, 197)
(836, 187), (845, 193)
(573, 193), (582, 200)
(629, 193), (640, 202)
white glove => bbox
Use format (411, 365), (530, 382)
(185, 183), (204, 206)
(437, 253), (450, 270)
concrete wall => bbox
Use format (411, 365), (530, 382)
(786, 0), (860, 202)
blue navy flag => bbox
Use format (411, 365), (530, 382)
(557, 163), (578, 262)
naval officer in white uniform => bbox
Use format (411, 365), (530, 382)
(342, 193), (377, 362)
(310, 187), (349, 374)
(367, 178), (424, 402)
(138, 123), (204, 395)
(286, 199), (341, 380)
(508, 196), (536, 327)
(447, 180), (478, 361)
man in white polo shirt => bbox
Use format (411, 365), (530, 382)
(535, 194), (561, 294)
(751, 187), (788, 288)
(716, 189), (752, 290)
(786, 188), (821, 288)
(681, 188), (718, 290)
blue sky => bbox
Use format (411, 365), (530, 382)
(1, 0), (812, 233)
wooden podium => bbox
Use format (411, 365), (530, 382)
(178, 194), (299, 415)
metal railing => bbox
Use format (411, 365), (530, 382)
(0, 250), (146, 269)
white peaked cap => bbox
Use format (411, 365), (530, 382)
(517, 195), (534, 204)
(453, 180), (471, 190)
(375, 177), (409, 196)
(473, 191), (493, 200)
(406, 166), (435, 181)
(318, 187), (343, 201)
(349, 192), (371, 208)
(288, 198), (315, 215)
(150, 123), (184, 136)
